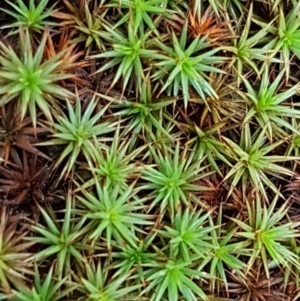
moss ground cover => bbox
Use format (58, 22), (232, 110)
(0, 0), (300, 300)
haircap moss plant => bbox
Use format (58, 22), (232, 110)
(0, 28), (74, 129)
(1, 0), (57, 34)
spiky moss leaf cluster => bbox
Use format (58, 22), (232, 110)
(0, 28), (74, 128)
(1, 0), (300, 301)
